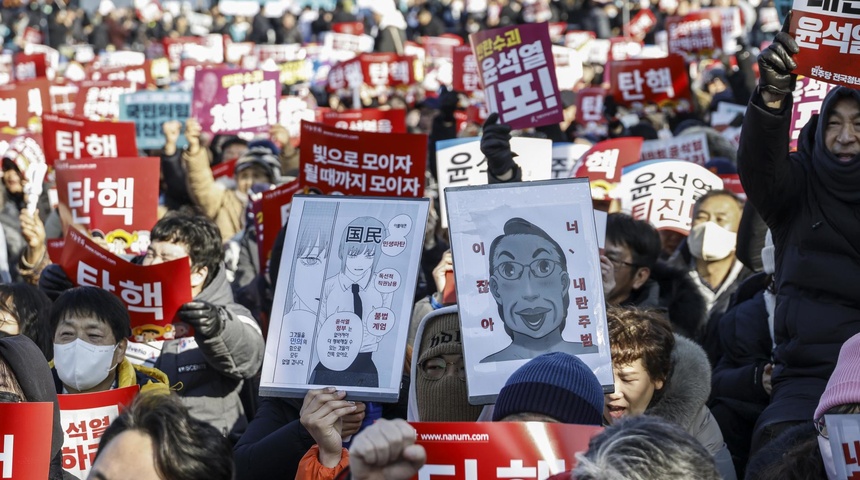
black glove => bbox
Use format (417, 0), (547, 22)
(480, 113), (518, 177)
(757, 15), (799, 97)
(39, 264), (74, 301)
(179, 301), (225, 338)
(438, 87), (459, 121)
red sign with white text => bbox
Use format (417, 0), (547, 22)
(87, 59), (171, 89)
(608, 55), (692, 109)
(410, 422), (602, 480)
(300, 121), (426, 197)
(0, 78), (50, 131)
(573, 137), (644, 183)
(332, 21), (365, 35)
(14, 52), (48, 81)
(453, 45), (480, 93)
(625, 9), (658, 40)
(327, 53), (421, 91)
(42, 113), (138, 166)
(576, 87), (607, 125)
(319, 109), (407, 134)
(790, 0), (860, 88)
(73, 80), (136, 120)
(0, 402), (54, 480)
(252, 180), (302, 275)
(790, 77), (837, 151)
(422, 35), (464, 61)
(666, 8), (739, 59)
(60, 229), (193, 339)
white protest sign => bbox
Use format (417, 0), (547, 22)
(640, 132), (710, 165)
(552, 142), (592, 179)
(826, 414), (860, 480)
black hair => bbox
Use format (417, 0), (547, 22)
(0, 283), (53, 360)
(49, 287), (131, 343)
(150, 212), (223, 288)
(693, 189), (744, 215)
(606, 213), (662, 269)
(95, 394), (234, 480)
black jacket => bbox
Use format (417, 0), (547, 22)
(623, 261), (709, 340)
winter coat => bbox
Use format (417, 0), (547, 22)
(183, 146), (246, 242)
(738, 86), (860, 427)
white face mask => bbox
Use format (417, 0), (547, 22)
(818, 435), (840, 480)
(688, 221), (737, 261)
(53, 339), (119, 392)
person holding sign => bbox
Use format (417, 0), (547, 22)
(738, 16), (860, 452)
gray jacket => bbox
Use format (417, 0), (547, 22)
(155, 263), (264, 437)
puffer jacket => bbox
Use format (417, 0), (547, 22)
(183, 146), (246, 242)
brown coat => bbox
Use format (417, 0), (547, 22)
(182, 147), (245, 242)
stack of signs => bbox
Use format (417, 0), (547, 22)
(54, 157), (158, 255)
(469, 23), (564, 130)
(412, 422), (603, 477)
(445, 179), (613, 404)
(640, 132), (711, 165)
(299, 121), (426, 197)
(789, 0), (860, 88)
(571, 137), (644, 200)
(318, 108), (407, 134)
(0, 78), (50, 131)
(119, 91), (193, 150)
(608, 55), (692, 110)
(790, 77), (837, 151)
(59, 228), (192, 341)
(251, 180), (303, 276)
(58, 385), (139, 479)
(192, 68), (281, 135)
(435, 136), (553, 227)
(0, 402), (54, 479)
(42, 114), (139, 166)
(823, 414), (860, 479)
(617, 159), (724, 234)
(260, 195), (430, 402)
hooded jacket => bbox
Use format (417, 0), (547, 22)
(738, 86), (860, 427)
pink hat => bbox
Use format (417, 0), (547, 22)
(814, 333), (860, 420)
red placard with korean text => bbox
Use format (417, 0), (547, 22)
(59, 228), (193, 339)
(42, 113), (138, 166)
(790, 0), (860, 88)
(0, 78), (50, 131)
(14, 52), (48, 81)
(332, 21), (365, 35)
(575, 87), (607, 125)
(327, 53), (421, 91)
(666, 8), (740, 59)
(453, 45), (480, 93)
(163, 36), (207, 69)
(625, 9), (658, 40)
(252, 179), (302, 275)
(299, 121), (426, 197)
(422, 35), (464, 60)
(87, 59), (171, 89)
(572, 137), (644, 183)
(640, 132), (711, 165)
(608, 55), (692, 109)
(54, 157), (159, 251)
(192, 68), (281, 135)
(0, 402), (54, 480)
(410, 422), (602, 480)
(469, 23), (564, 130)
(73, 80), (136, 120)
(319, 109), (407, 134)
(790, 77), (837, 151)
(58, 386), (139, 480)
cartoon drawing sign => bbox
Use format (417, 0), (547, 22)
(260, 195), (430, 402)
(445, 179), (613, 404)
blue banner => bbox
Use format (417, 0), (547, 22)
(118, 91), (192, 151)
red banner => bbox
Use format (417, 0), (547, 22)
(422, 35), (464, 60)
(319, 108), (407, 134)
(790, 4), (860, 88)
(411, 422), (602, 479)
(299, 121), (426, 197)
(572, 137), (644, 184)
(452, 45), (480, 93)
(252, 180), (302, 275)
(73, 80), (136, 120)
(0, 78), (50, 131)
(625, 9), (658, 39)
(470, 23), (564, 130)
(327, 53), (421, 91)
(42, 113), (138, 166)
(60, 229), (193, 340)
(54, 157), (159, 246)
(0, 402), (54, 480)
(14, 52), (48, 81)
(332, 21), (365, 35)
(58, 385), (139, 479)
(575, 87), (607, 125)
(608, 55), (692, 109)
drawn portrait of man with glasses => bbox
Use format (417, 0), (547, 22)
(481, 217), (599, 363)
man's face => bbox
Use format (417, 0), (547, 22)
(89, 430), (162, 480)
(825, 97), (860, 162)
(604, 358), (663, 424)
(236, 165), (269, 194)
(605, 240), (646, 304)
(692, 194), (741, 233)
(54, 314), (117, 347)
(490, 234), (570, 339)
(142, 241), (189, 267)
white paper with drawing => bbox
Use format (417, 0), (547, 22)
(260, 195), (429, 402)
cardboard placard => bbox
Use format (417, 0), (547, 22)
(825, 414), (860, 480)
(42, 113), (138, 166)
(191, 68), (281, 135)
(790, 0), (860, 88)
(73, 80), (136, 120)
(452, 45), (480, 93)
(118, 91), (192, 150)
(318, 108), (407, 134)
(608, 55), (692, 110)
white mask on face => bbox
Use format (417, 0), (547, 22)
(53, 339), (118, 392)
(818, 435), (840, 480)
(687, 221), (737, 261)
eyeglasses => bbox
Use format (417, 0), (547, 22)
(421, 356), (466, 380)
(815, 416), (829, 439)
(606, 256), (638, 270)
(493, 259), (562, 281)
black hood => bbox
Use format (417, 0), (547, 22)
(811, 86), (860, 203)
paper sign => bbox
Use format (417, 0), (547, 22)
(608, 55), (692, 110)
(74, 80), (136, 120)
(54, 157), (159, 252)
(453, 45), (480, 93)
(192, 68), (281, 135)
(790, 0), (860, 88)
(278, 59), (313, 86)
(0, 78), (50, 131)
(552, 143), (592, 179)
(719, 174), (746, 200)
(319, 108), (407, 134)
(252, 180), (302, 275)
(470, 23), (564, 130)
(618, 159), (724, 234)
(575, 87), (607, 126)
(825, 414), (860, 480)
(327, 53), (421, 91)
(435, 136), (553, 228)
(332, 22), (365, 35)
(625, 9), (658, 39)
(640, 132), (710, 165)
(59, 228), (193, 340)
(57, 385), (138, 480)
(299, 121), (426, 197)
(119, 91), (192, 150)
(445, 179), (614, 404)
(14, 52), (48, 81)
(42, 113), (138, 166)
(790, 77), (837, 151)
(260, 195), (430, 402)
(552, 45), (584, 90)
(411, 422), (602, 479)
(323, 32), (376, 53)
(572, 137), (644, 187)
(666, 8), (739, 59)
(422, 35), (464, 60)
(0, 402), (54, 480)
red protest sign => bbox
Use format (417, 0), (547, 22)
(789, 5), (860, 88)
(411, 422), (602, 479)
(422, 35), (464, 60)
(332, 21), (365, 35)
(469, 23), (564, 130)
(0, 78), (50, 131)
(453, 45), (480, 93)
(54, 157), (159, 250)
(299, 121), (426, 197)
(163, 36), (206, 69)
(719, 173), (746, 200)
(73, 80), (136, 120)
(42, 113), (138, 166)
(87, 59), (170, 89)
(60, 229), (193, 340)
(575, 87), (607, 125)
(192, 68), (281, 135)
(625, 9), (658, 40)
(572, 137), (644, 183)
(666, 8), (740, 59)
(608, 55), (692, 109)
(14, 52), (48, 81)
(58, 385), (139, 479)
(0, 402), (54, 480)
(252, 180), (302, 275)
(608, 37), (644, 62)
(327, 53), (421, 92)
(47, 238), (65, 263)
(212, 158), (239, 181)
(790, 77), (837, 151)
(319, 108), (407, 134)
